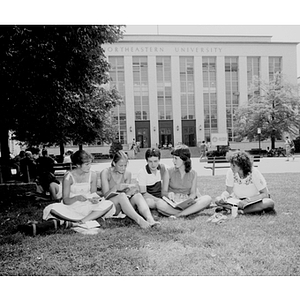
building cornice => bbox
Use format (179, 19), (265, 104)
(120, 34), (299, 45)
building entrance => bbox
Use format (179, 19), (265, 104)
(158, 120), (174, 148)
(135, 121), (150, 148)
(182, 120), (196, 147)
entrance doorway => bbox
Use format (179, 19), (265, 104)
(135, 121), (150, 149)
(160, 131), (172, 146)
(137, 128), (149, 148)
(158, 120), (174, 148)
(182, 120), (196, 146)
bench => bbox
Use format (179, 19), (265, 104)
(53, 163), (75, 177)
(204, 155), (261, 176)
(91, 153), (110, 160)
(246, 149), (267, 157)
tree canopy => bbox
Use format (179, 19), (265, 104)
(234, 73), (300, 149)
(0, 25), (124, 156)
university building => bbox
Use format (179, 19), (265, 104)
(103, 34), (298, 149)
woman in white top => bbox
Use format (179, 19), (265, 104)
(216, 151), (275, 214)
(43, 150), (115, 223)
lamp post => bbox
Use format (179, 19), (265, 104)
(257, 128), (261, 155)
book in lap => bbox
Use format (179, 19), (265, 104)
(76, 220), (100, 229)
(105, 184), (138, 200)
(162, 196), (196, 210)
(225, 197), (262, 208)
(105, 191), (121, 200)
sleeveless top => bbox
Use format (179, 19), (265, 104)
(168, 167), (196, 195)
(106, 168), (127, 189)
(65, 171), (92, 197)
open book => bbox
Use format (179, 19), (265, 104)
(105, 184), (138, 200)
(85, 192), (101, 200)
(76, 220), (100, 229)
(162, 196), (196, 210)
(225, 197), (262, 208)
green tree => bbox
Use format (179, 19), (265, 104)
(234, 73), (300, 149)
(0, 25), (124, 180)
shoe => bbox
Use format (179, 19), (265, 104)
(215, 207), (231, 214)
(207, 213), (228, 224)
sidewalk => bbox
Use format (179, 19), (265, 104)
(91, 155), (300, 178)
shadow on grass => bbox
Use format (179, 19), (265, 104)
(0, 173), (299, 275)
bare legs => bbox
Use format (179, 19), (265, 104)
(130, 193), (160, 226)
(109, 193), (152, 229)
(156, 195), (212, 217)
(49, 182), (61, 201)
(243, 198), (275, 214)
(80, 204), (114, 223)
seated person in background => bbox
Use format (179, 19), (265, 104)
(137, 148), (168, 210)
(12, 150), (25, 178)
(20, 151), (38, 182)
(63, 149), (74, 163)
(216, 151), (275, 214)
(101, 150), (160, 228)
(156, 144), (212, 218)
(36, 149), (58, 194)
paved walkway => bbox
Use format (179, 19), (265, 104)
(91, 155), (300, 178)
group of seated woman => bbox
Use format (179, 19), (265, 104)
(19, 145), (275, 235)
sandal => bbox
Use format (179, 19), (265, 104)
(207, 213), (228, 224)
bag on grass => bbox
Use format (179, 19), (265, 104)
(18, 219), (72, 236)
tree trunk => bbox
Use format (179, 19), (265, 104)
(59, 142), (65, 163)
(271, 136), (276, 149)
(79, 144), (83, 151)
(0, 126), (11, 182)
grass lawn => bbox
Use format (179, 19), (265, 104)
(0, 173), (299, 276)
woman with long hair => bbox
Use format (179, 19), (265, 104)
(157, 144), (212, 218)
(100, 150), (160, 228)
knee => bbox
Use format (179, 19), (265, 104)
(263, 198), (275, 210)
(198, 195), (212, 207)
(144, 197), (156, 209)
(156, 199), (168, 212)
(116, 193), (129, 203)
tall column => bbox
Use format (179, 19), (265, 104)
(148, 55), (159, 148)
(124, 56), (135, 142)
(260, 56), (269, 97)
(171, 55), (181, 145)
(260, 56), (269, 83)
(194, 56), (204, 143)
(239, 56), (248, 106)
(216, 56), (227, 134)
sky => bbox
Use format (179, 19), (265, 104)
(3, 0), (299, 77)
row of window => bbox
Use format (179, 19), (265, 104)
(109, 56), (282, 143)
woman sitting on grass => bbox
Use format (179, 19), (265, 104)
(156, 144), (212, 218)
(19, 150), (115, 235)
(215, 151), (275, 214)
(137, 148), (168, 210)
(43, 150), (115, 223)
(100, 150), (160, 229)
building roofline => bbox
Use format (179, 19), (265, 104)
(120, 34), (299, 45)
